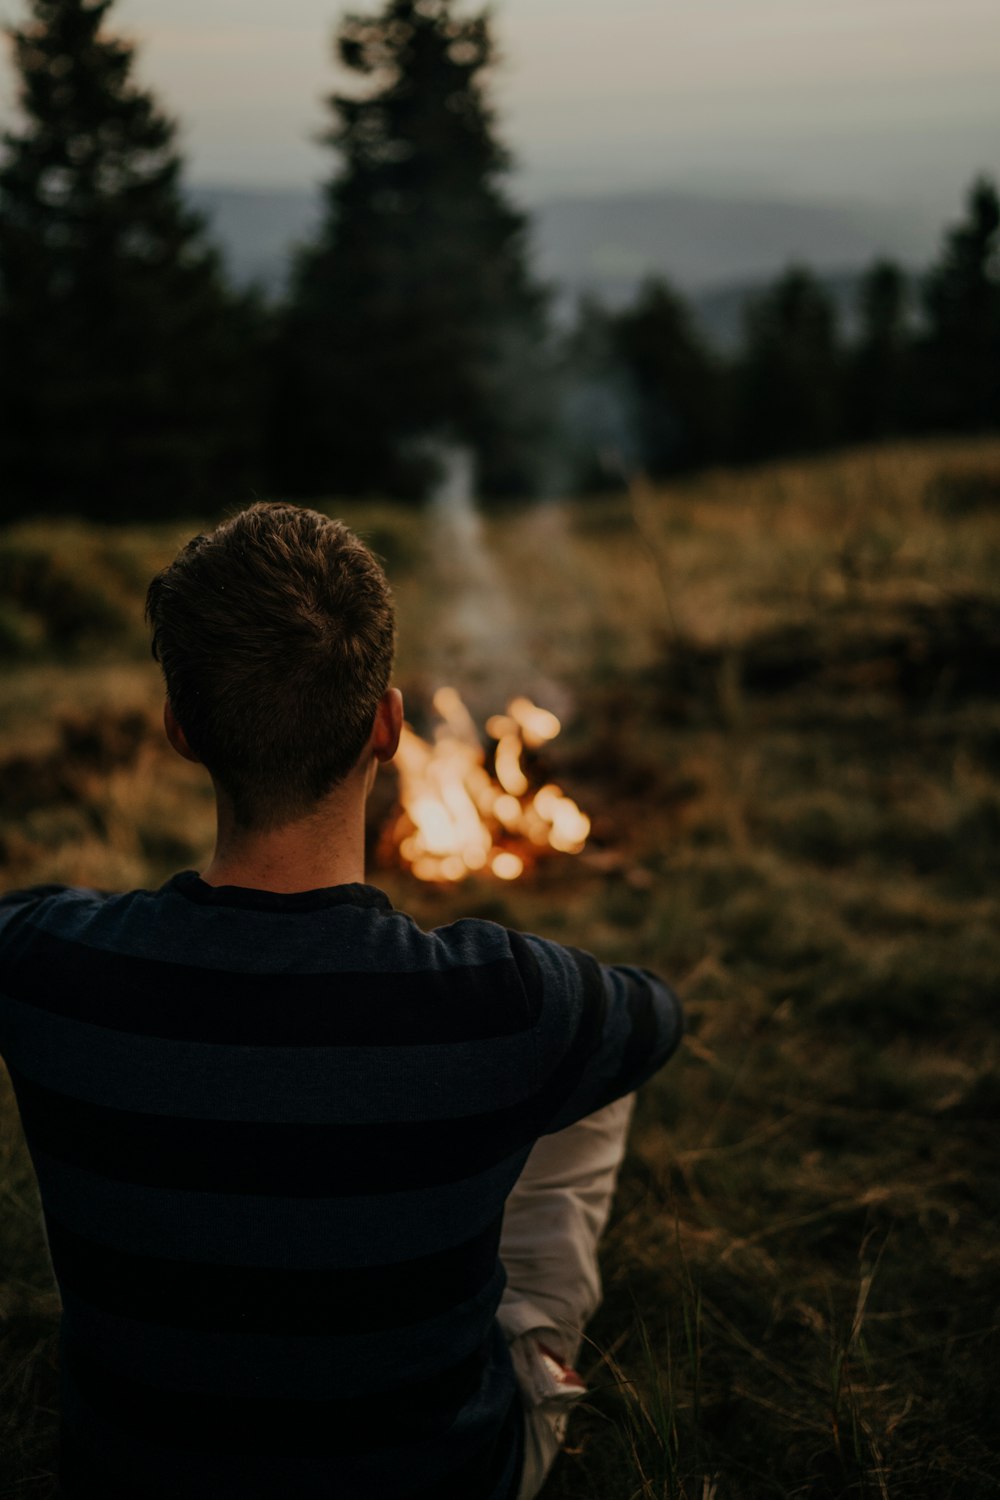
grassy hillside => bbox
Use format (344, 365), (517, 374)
(2, 438), (1000, 1497)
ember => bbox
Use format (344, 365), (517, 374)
(388, 688), (590, 883)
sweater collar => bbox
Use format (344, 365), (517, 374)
(165, 870), (394, 913)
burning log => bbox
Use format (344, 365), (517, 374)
(385, 688), (591, 884)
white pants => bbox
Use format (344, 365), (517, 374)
(497, 1093), (636, 1500)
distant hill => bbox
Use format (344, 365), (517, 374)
(190, 183), (941, 348)
(532, 189), (939, 300)
(190, 186), (321, 292)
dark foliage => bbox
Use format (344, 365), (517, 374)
(918, 175), (1000, 432)
(272, 0), (552, 503)
(0, 0), (266, 520)
(557, 283), (725, 489)
(845, 259), (916, 439)
(561, 177), (999, 488)
(732, 265), (843, 460)
(0, 0), (995, 515)
(612, 278), (725, 475)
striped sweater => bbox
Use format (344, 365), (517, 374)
(0, 872), (683, 1499)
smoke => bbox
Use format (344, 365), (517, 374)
(427, 443), (520, 680)
(472, 311), (649, 502)
(557, 369), (645, 491)
(420, 440), (570, 719)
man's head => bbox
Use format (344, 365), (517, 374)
(146, 502), (397, 831)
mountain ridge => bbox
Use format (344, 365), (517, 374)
(189, 182), (941, 348)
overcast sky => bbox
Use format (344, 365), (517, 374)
(1, 0), (997, 213)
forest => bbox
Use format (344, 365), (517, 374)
(0, 0), (997, 520)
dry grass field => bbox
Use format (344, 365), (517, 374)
(2, 437), (1000, 1498)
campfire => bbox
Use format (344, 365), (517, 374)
(386, 688), (591, 883)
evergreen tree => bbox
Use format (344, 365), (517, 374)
(734, 266), (843, 460)
(0, 0), (263, 519)
(846, 259), (914, 439)
(920, 176), (1000, 432)
(275, 0), (550, 502)
(611, 277), (724, 475)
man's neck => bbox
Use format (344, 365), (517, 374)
(200, 776), (370, 894)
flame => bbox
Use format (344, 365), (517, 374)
(390, 689), (591, 883)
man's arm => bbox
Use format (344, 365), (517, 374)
(0, 884), (73, 940)
(508, 929), (683, 1136)
(0, 887), (72, 1052)
(0, 885), (72, 909)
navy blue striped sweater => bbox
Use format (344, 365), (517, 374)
(0, 873), (683, 1500)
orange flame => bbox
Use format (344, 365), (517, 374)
(390, 688), (590, 883)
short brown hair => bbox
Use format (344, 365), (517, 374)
(146, 503), (396, 829)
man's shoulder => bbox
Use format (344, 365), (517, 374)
(0, 873), (568, 998)
(0, 882), (104, 909)
(0, 881), (121, 940)
(0, 872), (525, 977)
(420, 911), (529, 968)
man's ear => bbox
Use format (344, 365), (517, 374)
(371, 687), (403, 764)
(163, 700), (200, 764)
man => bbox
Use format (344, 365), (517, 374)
(0, 503), (683, 1499)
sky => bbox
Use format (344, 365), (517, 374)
(0, 0), (997, 215)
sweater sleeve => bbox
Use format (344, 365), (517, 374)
(0, 885), (72, 942)
(507, 929), (684, 1136)
(0, 888), (57, 1052)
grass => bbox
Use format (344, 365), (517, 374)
(2, 436), (1000, 1497)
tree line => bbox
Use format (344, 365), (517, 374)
(1, 0), (998, 521)
(571, 188), (999, 490)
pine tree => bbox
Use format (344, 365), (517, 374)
(274, 0), (550, 502)
(611, 278), (724, 476)
(734, 267), (843, 461)
(845, 260), (914, 440)
(0, 0), (263, 519)
(920, 176), (1000, 432)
